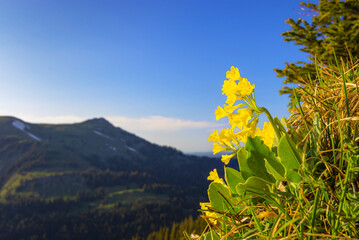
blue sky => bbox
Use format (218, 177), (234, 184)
(0, 0), (315, 152)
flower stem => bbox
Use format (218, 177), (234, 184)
(259, 107), (282, 140)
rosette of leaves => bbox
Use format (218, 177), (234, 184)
(200, 128), (302, 239)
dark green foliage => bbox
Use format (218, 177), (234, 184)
(0, 116), (224, 239)
(134, 216), (206, 240)
(275, 0), (359, 108)
(0, 197), (195, 240)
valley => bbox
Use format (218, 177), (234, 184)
(0, 116), (223, 239)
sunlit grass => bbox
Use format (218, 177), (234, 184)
(190, 59), (359, 239)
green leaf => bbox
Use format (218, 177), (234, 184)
(249, 136), (286, 181)
(244, 137), (278, 183)
(237, 148), (253, 181)
(236, 176), (272, 196)
(225, 167), (244, 195)
(286, 169), (302, 183)
(278, 134), (302, 183)
(264, 161), (286, 182)
(201, 231), (221, 240)
(309, 112), (321, 156)
(208, 182), (237, 214)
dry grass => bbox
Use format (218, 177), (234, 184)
(288, 58), (359, 151)
(191, 58), (359, 240)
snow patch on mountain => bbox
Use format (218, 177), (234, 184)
(12, 120), (26, 131)
(108, 146), (116, 151)
(12, 120), (42, 141)
(93, 130), (112, 140)
(104, 143), (116, 151)
(126, 146), (137, 152)
(27, 132), (42, 141)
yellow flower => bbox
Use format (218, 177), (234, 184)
(212, 142), (227, 155)
(256, 122), (275, 148)
(207, 169), (223, 183)
(224, 104), (242, 113)
(200, 202), (211, 210)
(223, 71), (255, 100)
(235, 119), (257, 143)
(209, 129), (237, 152)
(221, 153), (236, 165)
(208, 130), (220, 142)
(200, 202), (218, 224)
(222, 79), (238, 97)
(237, 78), (255, 96)
(222, 79), (247, 106)
(206, 212), (218, 224)
(226, 66), (241, 81)
(215, 106), (228, 120)
(256, 210), (278, 219)
(225, 94), (241, 106)
(219, 128), (236, 147)
(228, 109), (252, 129)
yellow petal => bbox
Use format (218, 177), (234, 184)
(221, 153), (235, 165)
(208, 130), (220, 142)
(255, 122), (275, 148)
(228, 109), (252, 129)
(207, 169), (223, 183)
(212, 142), (226, 155)
(219, 128), (236, 147)
(200, 202), (218, 224)
(237, 78), (255, 96)
(226, 66), (241, 81)
(200, 202), (211, 210)
(225, 94), (238, 106)
(236, 119), (258, 143)
(222, 79), (238, 96)
(256, 211), (278, 219)
(224, 104), (242, 113)
(206, 211), (218, 224)
(215, 106), (228, 121)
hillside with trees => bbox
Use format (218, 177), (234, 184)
(0, 116), (224, 239)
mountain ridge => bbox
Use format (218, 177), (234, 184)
(0, 115), (225, 239)
(0, 115), (222, 197)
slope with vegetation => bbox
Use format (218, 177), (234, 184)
(0, 116), (222, 240)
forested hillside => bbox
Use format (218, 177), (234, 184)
(0, 116), (224, 239)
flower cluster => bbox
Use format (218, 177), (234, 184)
(199, 169), (224, 224)
(199, 202), (217, 224)
(207, 169), (223, 183)
(209, 66), (275, 165)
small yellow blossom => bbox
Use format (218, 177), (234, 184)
(200, 202), (211, 210)
(212, 142), (227, 155)
(256, 122), (275, 148)
(215, 106), (228, 121)
(237, 78), (255, 96)
(209, 129), (236, 152)
(222, 69), (255, 101)
(208, 130), (220, 142)
(228, 109), (252, 129)
(226, 66), (241, 81)
(221, 153), (236, 165)
(225, 94), (241, 106)
(222, 79), (238, 97)
(224, 104), (242, 113)
(200, 202), (218, 224)
(236, 120), (257, 143)
(219, 128), (236, 147)
(256, 210), (278, 219)
(207, 169), (223, 183)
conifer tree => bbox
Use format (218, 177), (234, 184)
(275, 0), (359, 107)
